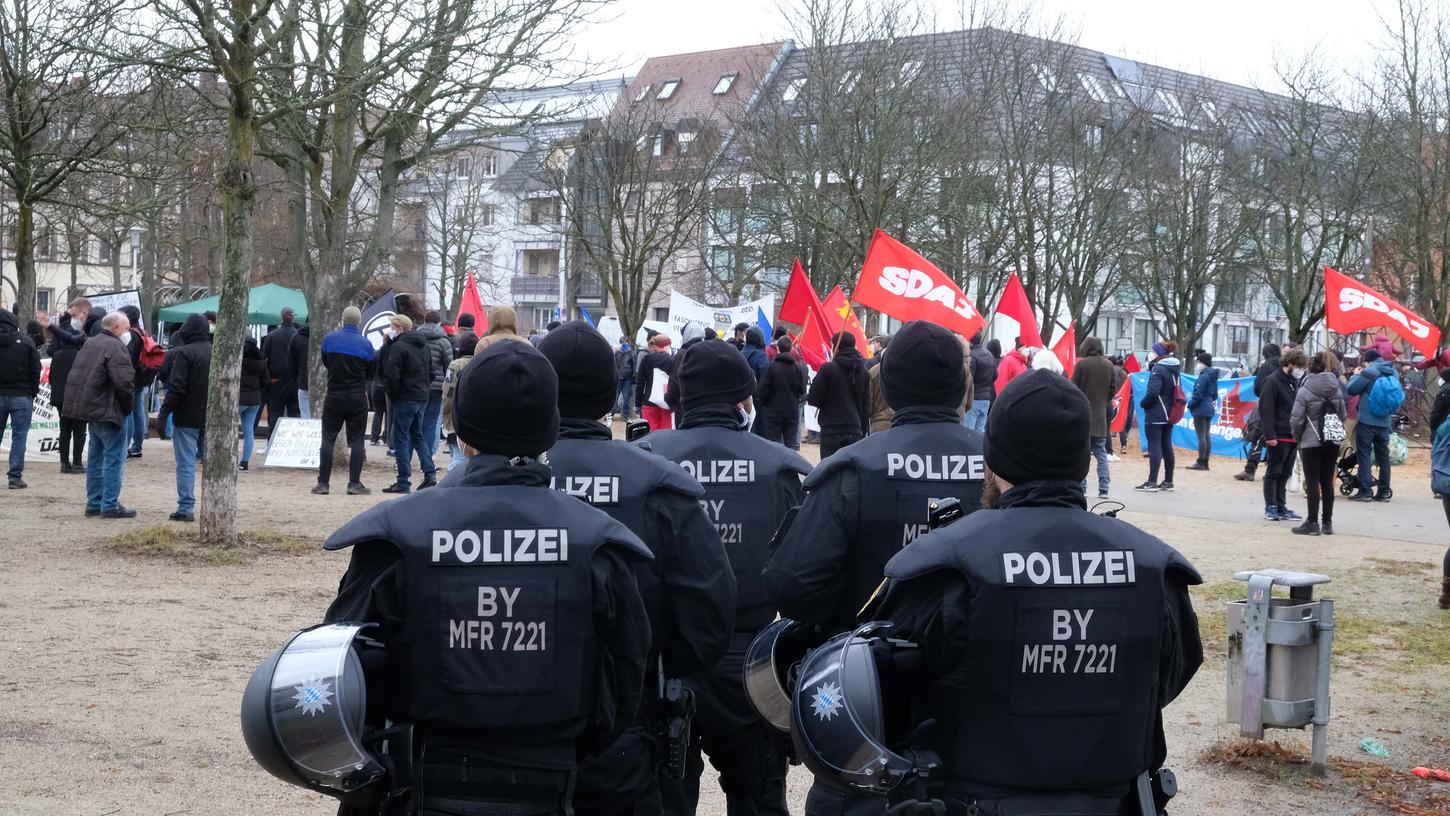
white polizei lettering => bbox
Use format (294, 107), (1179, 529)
(512, 529), (535, 562)
(1103, 550), (1125, 583)
(433, 530), (454, 562)
(1026, 553), (1052, 584)
(431, 529), (571, 564)
(885, 453), (985, 481)
(1001, 551), (1138, 586)
(552, 475), (621, 504)
(1002, 552), (1026, 583)
(455, 530), (481, 563)
(1126, 551), (1137, 583)
(886, 452), (905, 473)
(681, 459), (756, 484)
(1081, 551), (1103, 585)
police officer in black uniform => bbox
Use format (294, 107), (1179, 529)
(641, 338), (811, 816)
(322, 340), (654, 816)
(536, 321), (737, 816)
(765, 320), (985, 634)
(871, 370), (1204, 815)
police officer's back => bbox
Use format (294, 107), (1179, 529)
(537, 322), (737, 816)
(641, 338), (810, 816)
(766, 320), (985, 633)
(875, 371), (1203, 815)
(322, 341), (653, 816)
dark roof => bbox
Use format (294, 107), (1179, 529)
(615, 42), (792, 128)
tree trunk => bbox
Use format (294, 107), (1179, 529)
(13, 200), (35, 326)
(199, 100), (258, 547)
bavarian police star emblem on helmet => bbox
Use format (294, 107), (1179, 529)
(292, 678), (334, 716)
(811, 681), (844, 721)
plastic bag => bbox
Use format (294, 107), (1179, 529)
(1389, 433), (1410, 467)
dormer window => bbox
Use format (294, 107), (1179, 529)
(657, 79), (681, 100)
(713, 74), (737, 95)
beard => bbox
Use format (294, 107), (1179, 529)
(981, 469), (1002, 509)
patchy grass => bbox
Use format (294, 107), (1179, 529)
(110, 526), (187, 558)
(105, 526), (321, 565)
(1364, 557), (1436, 578)
(1392, 619), (1450, 669)
(1202, 738), (1450, 814)
(1191, 581), (1243, 653)
(245, 528), (316, 555)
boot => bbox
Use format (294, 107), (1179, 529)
(1440, 577), (1450, 610)
(1291, 521), (1320, 536)
(1234, 470), (1255, 482)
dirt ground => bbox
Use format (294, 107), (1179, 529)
(1, 426), (1448, 815)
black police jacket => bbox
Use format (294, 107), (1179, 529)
(637, 403), (810, 631)
(765, 406), (984, 631)
(323, 454), (654, 770)
(875, 480), (1203, 796)
(547, 418), (736, 677)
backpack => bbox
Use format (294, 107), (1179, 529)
(1244, 405), (1261, 442)
(1317, 401), (1346, 444)
(1166, 382), (1188, 424)
(139, 332), (167, 371)
(1365, 373), (1405, 418)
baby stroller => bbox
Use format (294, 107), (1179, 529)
(1337, 448), (1394, 499)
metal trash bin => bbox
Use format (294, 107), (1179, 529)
(1225, 569), (1335, 773)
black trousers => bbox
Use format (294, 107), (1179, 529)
(370, 384), (391, 443)
(318, 396), (367, 486)
(1193, 416), (1212, 465)
(574, 725), (661, 816)
(59, 416), (86, 467)
(1300, 445), (1338, 524)
(1262, 442), (1297, 510)
(660, 635), (789, 816)
(267, 382), (300, 434)
(1243, 437), (1266, 474)
(820, 432), (863, 459)
(762, 411), (800, 450)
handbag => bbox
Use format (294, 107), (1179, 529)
(648, 368), (670, 409)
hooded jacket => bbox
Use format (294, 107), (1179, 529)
(475, 305), (524, 353)
(807, 345), (870, 436)
(1140, 356), (1182, 425)
(0, 310), (42, 398)
(741, 329), (769, 380)
(416, 321), (453, 391)
(240, 338), (267, 407)
(321, 323), (376, 398)
(970, 340), (998, 401)
(1365, 332), (1398, 361)
(1188, 365), (1220, 419)
(384, 329), (431, 403)
(441, 337), (477, 435)
(288, 325), (311, 392)
(262, 319), (299, 386)
(756, 351), (807, 420)
(1291, 371), (1346, 449)
(995, 347), (1031, 394)
(62, 327), (134, 425)
(1253, 344), (1281, 399)
(451, 327), (479, 357)
(161, 314), (213, 429)
(866, 364), (892, 433)
(46, 310), (100, 408)
(1256, 367), (1298, 442)
(1070, 337), (1118, 439)
(1347, 359), (1399, 427)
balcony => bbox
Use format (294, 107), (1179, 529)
(510, 275), (604, 304)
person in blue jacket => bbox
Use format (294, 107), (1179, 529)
(1136, 340), (1182, 492)
(1186, 351), (1219, 470)
(1347, 348), (1399, 501)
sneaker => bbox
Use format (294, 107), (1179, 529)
(238, 461), (249, 471)
(1291, 521), (1320, 536)
(101, 506), (138, 519)
(418, 478), (438, 490)
(1106, 453), (1120, 462)
(1185, 463), (1209, 471)
(84, 506), (100, 518)
(382, 482), (410, 494)
(1372, 492), (1391, 502)
(1264, 506), (1281, 521)
(1280, 508), (1303, 521)
(1158, 481), (1175, 491)
(311, 483), (330, 495)
(346, 482), (371, 495)
(127, 450), (142, 460)
(8, 478), (25, 489)
(169, 512), (195, 522)
(1098, 490), (1110, 499)
(386, 449), (397, 458)
(1134, 481), (1159, 492)
(1350, 491), (1374, 502)
(1322, 522), (1334, 535)
(1233, 471), (1255, 482)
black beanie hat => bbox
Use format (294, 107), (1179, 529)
(881, 321), (966, 410)
(454, 341), (559, 457)
(984, 369), (1091, 484)
(1196, 351), (1213, 367)
(538, 320), (617, 419)
(677, 338), (755, 413)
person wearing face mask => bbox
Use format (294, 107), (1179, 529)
(1257, 348), (1308, 522)
(1136, 341), (1182, 492)
(1186, 352), (1219, 471)
(1290, 351), (1347, 536)
(635, 338), (810, 816)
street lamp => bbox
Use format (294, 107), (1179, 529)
(128, 224), (145, 290)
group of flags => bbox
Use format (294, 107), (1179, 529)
(780, 259), (873, 368)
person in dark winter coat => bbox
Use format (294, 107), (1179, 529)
(288, 324), (311, 416)
(261, 307), (301, 430)
(48, 300), (101, 473)
(1186, 352), (1220, 470)
(0, 309), (42, 488)
(741, 326), (770, 438)
(118, 305), (156, 458)
(1347, 348), (1399, 501)
(160, 313), (212, 521)
(1236, 343), (1282, 481)
(1430, 368), (1450, 433)
(1257, 348), (1307, 522)
(416, 311), (454, 465)
(314, 306), (376, 495)
(239, 338), (267, 469)
(63, 312), (135, 517)
(635, 333), (675, 432)
(965, 332), (997, 431)
(1136, 341), (1181, 492)
(1070, 336), (1119, 497)
(1291, 351), (1346, 535)
(451, 312), (479, 357)
(756, 336), (807, 448)
(613, 337), (637, 419)
(382, 315), (436, 492)
(807, 332), (870, 457)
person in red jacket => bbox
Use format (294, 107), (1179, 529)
(994, 338), (1035, 395)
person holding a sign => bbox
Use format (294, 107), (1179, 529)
(0, 308), (42, 489)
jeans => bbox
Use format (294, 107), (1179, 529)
(448, 436), (467, 472)
(128, 386), (148, 453)
(1088, 436), (1110, 495)
(1193, 415), (1212, 465)
(1301, 445), (1338, 524)
(172, 426), (204, 514)
(318, 396), (367, 486)
(298, 389), (311, 418)
(85, 421), (127, 512)
(239, 404), (261, 464)
(1, 395), (33, 479)
(1146, 423), (1174, 483)
(1263, 441), (1296, 511)
(964, 399), (990, 432)
(1356, 423), (1391, 493)
(423, 389), (443, 461)
(392, 399), (433, 483)
(615, 379), (634, 418)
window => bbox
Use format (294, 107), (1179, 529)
(652, 135), (664, 157)
(35, 288), (52, 313)
(634, 83), (652, 102)
(1084, 123), (1104, 148)
(713, 73), (737, 95)
(839, 70), (859, 94)
(454, 156), (471, 178)
(1240, 109), (1265, 136)
(1200, 99), (1219, 123)
(677, 131), (696, 154)
(479, 151), (498, 176)
(1211, 325), (1221, 355)
(527, 198), (560, 225)
(900, 61), (923, 83)
(1033, 64), (1059, 93)
(98, 238), (116, 264)
(710, 247), (736, 270)
(1229, 325), (1249, 354)
(479, 204), (495, 227)
(1134, 319), (1154, 352)
(657, 79), (680, 100)
(1267, 297), (1284, 317)
(782, 77), (805, 102)
(1156, 89), (1184, 118)
(652, 307), (669, 322)
(1080, 73), (1110, 102)
(527, 253), (541, 276)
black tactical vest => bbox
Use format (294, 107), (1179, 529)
(807, 421), (984, 626)
(642, 426), (810, 630)
(885, 503), (1199, 790)
(324, 479), (650, 746)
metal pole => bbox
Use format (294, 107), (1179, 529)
(1311, 598), (1335, 776)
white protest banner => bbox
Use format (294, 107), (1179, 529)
(262, 417), (324, 469)
(87, 289), (145, 329)
(0, 360), (59, 461)
(667, 291), (774, 339)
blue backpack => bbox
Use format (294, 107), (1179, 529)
(1365, 373), (1405, 418)
(1433, 418), (1450, 495)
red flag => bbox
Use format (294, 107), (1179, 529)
(779, 259), (821, 326)
(822, 286), (873, 358)
(1109, 377), (1134, 434)
(1123, 353), (1141, 374)
(995, 272), (1044, 348)
(1324, 265), (1441, 359)
(850, 230), (986, 340)
(458, 272), (488, 334)
(1051, 322), (1077, 377)
(795, 308), (833, 369)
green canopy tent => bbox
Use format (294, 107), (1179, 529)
(156, 283), (309, 327)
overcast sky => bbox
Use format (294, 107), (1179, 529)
(575, 0), (1396, 90)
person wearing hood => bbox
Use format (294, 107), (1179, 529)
(48, 298), (98, 474)
(451, 312), (479, 357)
(741, 327), (770, 437)
(1364, 332), (1399, 362)
(261, 306), (300, 432)
(662, 322), (712, 419)
(160, 313), (212, 522)
(756, 335), (808, 448)
(1070, 336), (1119, 498)
(382, 314), (437, 493)
(1291, 351), (1347, 535)
(1136, 341), (1182, 492)
(965, 332), (997, 431)
(417, 310), (454, 465)
(0, 308), (42, 488)
(288, 323), (311, 417)
(994, 342), (1033, 394)
(1257, 347), (1307, 522)
(536, 322), (735, 816)
(1186, 352), (1220, 471)
(635, 332), (675, 432)
(475, 304), (525, 353)
(314, 306), (376, 495)
(807, 331), (871, 457)
(613, 335), (637, 420)
(1235, 343), (1283, 482)
(1347, 348), (1400, 501)
(239, 336), (267, 470)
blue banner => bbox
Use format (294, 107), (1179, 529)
(1129, 371), (1259, 459)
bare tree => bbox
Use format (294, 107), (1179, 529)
(418, 150), (502, 317)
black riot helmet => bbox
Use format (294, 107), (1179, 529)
(241, 623), (385, 796)
(744, 618), (822, 732)
(790, 622), (933, 794)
